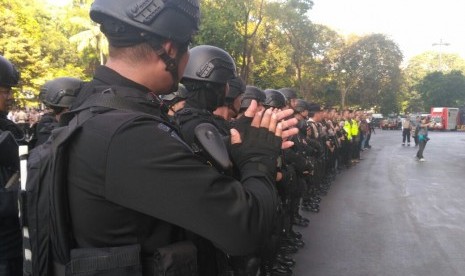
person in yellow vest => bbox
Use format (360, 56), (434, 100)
(342, 110), (352, 168)
(351, 112), (361, 162)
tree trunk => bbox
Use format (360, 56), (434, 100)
(341, 87), (347, 109)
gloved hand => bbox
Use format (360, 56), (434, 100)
(230, 101), (297, 180)
(231, 114), (282, 177)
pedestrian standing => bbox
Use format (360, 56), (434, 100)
(412, 116), (420, 147)
(402, 117), (412, 146)
(416, 117), (429, 161)
(359, 114), (369, 151)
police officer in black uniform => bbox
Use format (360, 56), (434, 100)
(304, 103), (325, 208)
(286, 99), (313, 226)
(277, 88), (306, 237)
(0, 54), (22, 276)
(175, 45), (251, 274)
(175, 45), (237, 168)
(237, 85), (266, 117)
(32, 77), (82, 147)
(65, 1), (297, 275)
(213, 76), (245, 122)
(260, 89), (298, 276)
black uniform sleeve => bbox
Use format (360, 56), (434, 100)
(0, 188), (18, 217)
(0, 118), (24, 141)
(283, 148), (308, 174)
(104, 117), (277, 256)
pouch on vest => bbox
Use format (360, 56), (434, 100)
(194, 123), (232, 172)
(0, 130), (19, 168)
(65, 244), (142, 276)
(145, 241), (197, 276)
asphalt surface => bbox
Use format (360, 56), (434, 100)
(293, 129), (465, 276)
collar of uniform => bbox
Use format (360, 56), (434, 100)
(93, 66), (166, 116)
(93, 66), (152, 93)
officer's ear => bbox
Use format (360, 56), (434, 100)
(162, 41), (177, 59)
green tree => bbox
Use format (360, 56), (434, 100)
(197, 0), (257, 82)
(68, 1), (107, 72)
(403, 52), (465, 112)
(1, 0), (87, 106)
(417, 71), (465, 109)
(337, 34), (403, 113)
(270, 0), (314, 93)
(300, 24), (343, 104)
(196, 0), (243, 58)
(1, 0), (49, 106)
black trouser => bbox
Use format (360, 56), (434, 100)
(402, 129), (411, 144)
(413, 132), (419, 146)
(365, 132), (372, 148)
(0, 257), (22, 276)
(342, 139), (351, 166)
(352, 136), (360, 159)
(416, 140), (427, 159)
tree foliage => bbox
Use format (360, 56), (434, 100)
(417, 71), (465, 109)
(2, 0), (464, 112)
(334, 34), (403, 113)
(403, 52), (465, 112)
(0, 0), (87, 107)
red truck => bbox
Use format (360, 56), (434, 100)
(429, 107), (459, 130)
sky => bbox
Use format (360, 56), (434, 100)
(48, 0), (465, 62)
(308, 0), (465, 62)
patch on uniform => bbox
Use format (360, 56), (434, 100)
(157, 123), (193, 153)
(158, 122), (171, 133)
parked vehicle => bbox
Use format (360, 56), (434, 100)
(429, 107), (459, 130)
(458, 107), (465, 130)
(380, 117), (400, 130)
(371, 113), (384, 128)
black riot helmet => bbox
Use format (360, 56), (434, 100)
(278, 88), (297, 101)
(40, 77), (83, 109)
(160, 83), (189, 107)
(294, 99), (308, 114)
(181, 46), (237, 112)
(90, 0), (200, 93)
(263, 89), (286, 109)
(307, 102), (322, 117)
(0, 55), (20, 88)
(240, 86), (265, 111)
(225, 76), (245, 104)
(90, 0), (200, 45)
(182, 45), (237, 85)
(278, 87), (298, 108)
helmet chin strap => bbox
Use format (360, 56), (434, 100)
(153, 46), (180, 93)
(144, 35), (182, 93)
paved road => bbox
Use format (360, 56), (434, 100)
(293, 129), (465, 276)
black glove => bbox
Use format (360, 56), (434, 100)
(231, 117), (282, 180)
